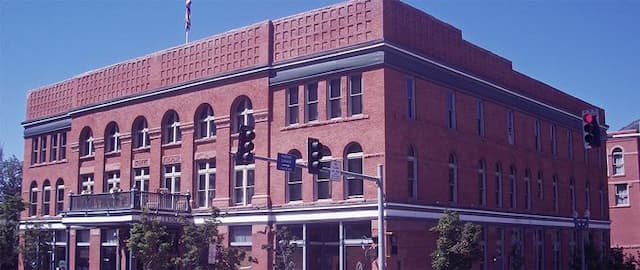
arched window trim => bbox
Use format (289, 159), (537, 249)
(524, 169), (531, 210)
(509, 165), (517, 209)
(612, 147), (624, 176)
(196, 104), (216, 139)
(105, 122), (120, 153)
(42, 180), (51, 216)
(29, 181), (38, 216)
(315, 146), (333, 200)
(162, 110), (182, 144)
(133, 117), (150, 149)
(286, 149), (303, 202)
(233, 97), (254, 133)
(79, 127), (94, 157)
(345, 143), (364, 198)
(495, 162), (503, 208)
(55, 178), (65, 215)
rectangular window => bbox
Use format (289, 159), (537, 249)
(406, 78), (415, 119)
(230, 226), (253, 269)
(613, 150), (624, 175)
(524, 173), (531, 210)
(408, 154), (417, 199)
(479, 227), (487, 270)
(105, 171), (121, 193)
(59, 132), (67, 160)
(287, 157), (303, 202)
(79, 174), (94, 194)
(615, 184), (629, 206)
(447, 91), (456, 129)
(76, 230), (90, 270)
(507, 110), (515, 145)
(234, 164), (255, 205)
(133, 167), (150, 192)
(510, 172), (517, 208)
(31, 137), (39, 165)
(305, 82), (318, 122)
(197, 159), (216, 208)
(570, 180), (576, 212)
(534, 120), (541, 151)
(327, 78), (341, 119)
(316, 157), (332, 200)
(29, 185), (38, 216)
(43, 185), (51, 216)
(553, 231), (561, 270)
(56, 183), (65, 215)
(286, 86), (299, 125)
(478, 163), (486, 206)
(550, 124), (557, 155)
(496, 227), (504, 270)
(40, 135), (47, 163)
(496, 169), (503, 208)
(50, 133), (58, 161)
(164, 165), (181, 193)
(585, 184), (591, 211)
(537, 172), (544, 200)
(568, 130), (574, 160)
(346, 152), (364, 198)
(349, 74), (363, 116)
(536, 229), (544, 270)
(553, 175), (559, 212)
(476, 100), (484, 136)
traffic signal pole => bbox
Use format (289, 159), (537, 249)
(235, 153), (386, 270)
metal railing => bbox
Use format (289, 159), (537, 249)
(69, 190), (191, 213)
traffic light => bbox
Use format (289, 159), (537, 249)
(582, 112), (601, 149)
(307, 137), (324, 174)
(236, 125), (255, 164)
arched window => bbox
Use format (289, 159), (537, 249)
(132, 116), (150, 149)
(478, 160), (486, 206)
(345, 143), (364, 198)
(29, 181), (38, 216)
(233, 96), (254, 133)
(612, 148), (624, 175)
(524, 169), (531, 210)
(570, 177), (576, 213)
(55, 178), (65, 215)
(79, 127), (94, 156)
(537, 171), (544, 200)
(316, 146), (332, 200)
(162, 110), (181, 144)
(42, 180), (51, 216)
(195, 104), (216, 139)
(495, 162), (503, 207)
(105, 122), (120, 153)
(286, 150), (303, 202)
(408, 146), (417, 199)
(585, 181), (591, 211)
(448, 154), (457, 202)
(552, 174), (559, 212)
(509, 165), (517, 208)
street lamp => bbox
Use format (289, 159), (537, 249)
(573, 210), (590, 270)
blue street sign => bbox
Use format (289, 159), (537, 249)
(276, 153), (297, 172)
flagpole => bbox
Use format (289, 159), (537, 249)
(185, 0), (191, 44)
(186, 31), (189, 44)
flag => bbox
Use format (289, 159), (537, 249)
(185, 0), (192, 32)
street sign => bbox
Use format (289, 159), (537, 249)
(276, 153), (297, 172)
(329, 160), (341, 181)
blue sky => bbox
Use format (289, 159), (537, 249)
(1, 0), (638, 159)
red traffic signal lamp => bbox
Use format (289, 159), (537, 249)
(307, 137), (325, 174)
(582, 112), (601, 149)
(236, 125), (255, 165)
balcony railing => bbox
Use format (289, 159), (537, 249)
(69, 190), (191, 213)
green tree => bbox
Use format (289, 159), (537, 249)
(0, 148), (25, 270)
(173, 208), (254, 269)
(431, 210), (482, 270)
(262, 225), (298, 270)
(20, 223), (52, 270)
(608, 248), (636, 270)
(127, 211), (175, 270)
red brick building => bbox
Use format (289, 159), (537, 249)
(20, 0), (610, 269)
(608, 121), (640, 255)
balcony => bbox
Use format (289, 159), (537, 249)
(68, 190), (191, 214)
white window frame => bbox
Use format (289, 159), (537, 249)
(447, 91), (456, 129)
(286, 86), (299, 125)
(478, 160), (486, 206)
(550, 124), (557, 155)
(408, 148), (417, 199)
(448, 155), (458, 202)
(348, 74), (363, 116)
(534, 120), (541, 151)
(615, 183), (629, 206)
(509, 167), (517, 209)
(107, 125), (120, 153)
(346, 150), (364, 198)
(198, 106), (216, 139)
(80, 174), (95, 194)
(327, 78), (341, 119)
(234, 163), (255, 206)
(537, 171), (544, 200)
(31, 137), (39, 165)
(105, 171), (121, 192)
(524, 170), (531, 210)
(553, 231), (561, 270)
(476, 100), (484, 136)
(29, 184), (38, 216)
(496, 164), (503, 208)
(305, 82), (319, 122)
(553, 175), (559, 212)
(406, 78), (416, 120)
(56, 181), (65, 215)
(315, 155), (333, 200)
(59, 132), (67, 160)
(164, 164), (181, 193)
(507, 110), (515, 145)
(50, 133), (58, 161)
(164, 112), (181, 144)
(196, 160), (216, 208)
(135, 119), (150, 148)
(536, 229), (544, 270)
(287, 156), (303, 202)
(42, 183), (51, 216)
(612, 148), (624, 176)
(40, 135), (47, 163)
(570, 178), (576, 212)
(133, 167), (150, 192)
(235, 98), (254, 132)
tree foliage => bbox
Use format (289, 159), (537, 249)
(20, 223), (52, 270)
(262, 225), (298, 270)
(173, 208), (254, 270)
(431, 210), (482, 270)
(0, 149), (25, 270)
(127, 211), (175, 270)
(608, 247), (637, 270)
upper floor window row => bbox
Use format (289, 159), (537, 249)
(285, 74), (363, 126)
(30, 131), (67, 165)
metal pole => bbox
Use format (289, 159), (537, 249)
(377, 164), (385, 270)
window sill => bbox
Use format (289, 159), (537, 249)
(281, 114), (369, 131)
(132, 146), (151, 154)
(286, 200), (303, 205)
(195, 136), (217, 144)
(612, 204), (631, 208)
(79, 155), (95, 161)
(29, 159), (68, 168)
(105, 151), (121, 158)
(612, 174), (626, 178)
(162, 141), (182, 148)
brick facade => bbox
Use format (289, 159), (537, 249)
(21, 1), (609, 270)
